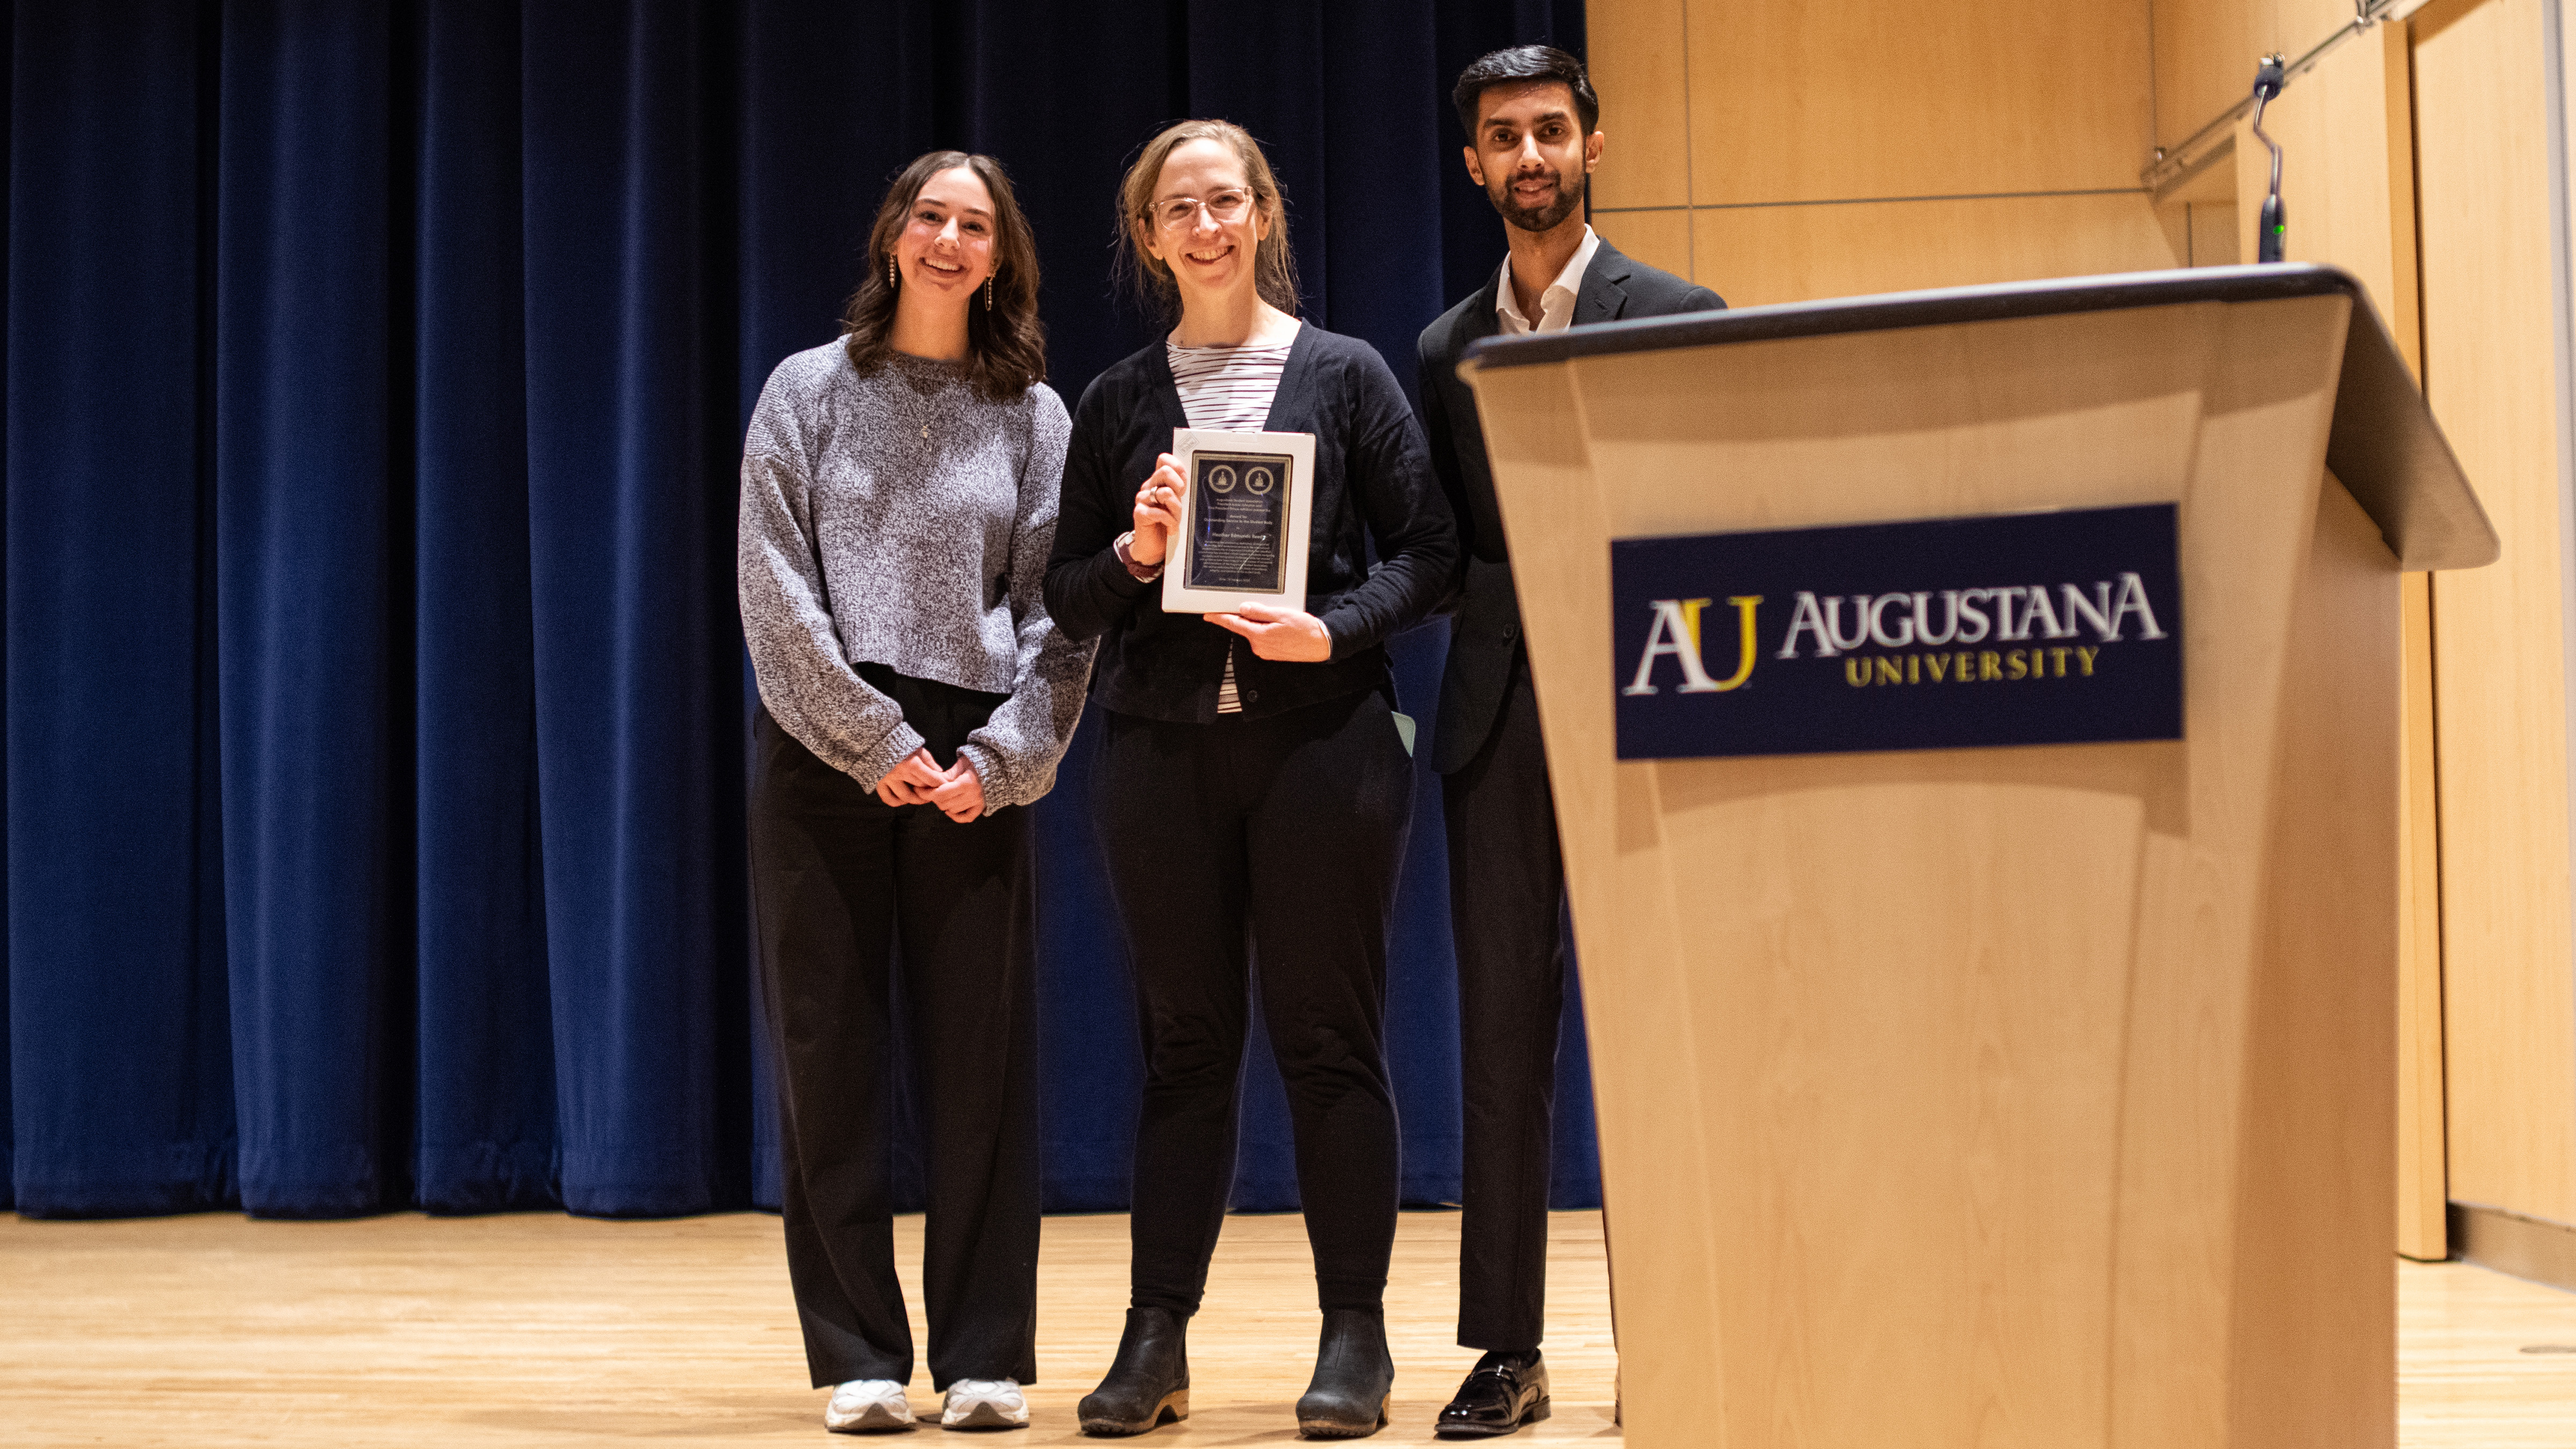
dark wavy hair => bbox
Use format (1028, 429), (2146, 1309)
(1115, 119), (1300, 321)
(841, 151), (1045, 402)
(1451, 45), (1599, 140)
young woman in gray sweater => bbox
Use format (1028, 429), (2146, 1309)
(738, 151), (1093, 1435)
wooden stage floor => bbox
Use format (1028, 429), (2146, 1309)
(4, 1207), (2574, 1446)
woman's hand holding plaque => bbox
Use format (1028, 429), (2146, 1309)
(1128, 453), (1188, 567)
(1210, 600), (1331, 661)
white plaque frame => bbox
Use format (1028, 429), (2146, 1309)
(1160, 427), (1316, 616)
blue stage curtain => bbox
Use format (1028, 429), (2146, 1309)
(3, 0), (1593, 1220)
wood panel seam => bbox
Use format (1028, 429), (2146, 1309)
(1678, 0), (1696, 281)
(1601, 187), (2151, 215)
(2145, 0), (2161, 165)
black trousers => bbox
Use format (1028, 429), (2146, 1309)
(748, 674), (1041, 1392)
(1091, 688), (1414, 1316)
(1442, 650), (1573, 1352)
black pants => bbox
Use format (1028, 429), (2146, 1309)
(1443, 651), (1573, 1352)
(748, 674), (1040, 1392)
(1092, 688), (1414, 1316)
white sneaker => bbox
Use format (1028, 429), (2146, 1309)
(941, 1377), (1029, 1430)
(825, 1379), (914, 1432)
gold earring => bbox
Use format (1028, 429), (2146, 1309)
(984, 275), (994, 310)
(888, 257), (897, 288)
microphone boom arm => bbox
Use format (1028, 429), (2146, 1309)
(2251, 54), (2289, 262)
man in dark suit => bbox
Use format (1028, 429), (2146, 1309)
(1415, 44), (1725, 1439)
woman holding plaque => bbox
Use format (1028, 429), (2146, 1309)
(1043, 119), (1457, 1439)
(740, 151), (1092, 1434)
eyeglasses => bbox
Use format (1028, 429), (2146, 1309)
(1150, 189), (1253, 232)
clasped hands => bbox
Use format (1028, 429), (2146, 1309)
(1129, 452), (1330, 663)
(874, 749), (983, 820)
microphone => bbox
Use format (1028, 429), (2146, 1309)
(2251, 54), (2288, 263)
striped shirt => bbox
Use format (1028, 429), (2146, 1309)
(1168, 332), (1296, 713)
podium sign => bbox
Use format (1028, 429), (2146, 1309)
(1612, 503), (2184, 759)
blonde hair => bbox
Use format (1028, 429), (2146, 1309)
(1116, 119), (1300, 318)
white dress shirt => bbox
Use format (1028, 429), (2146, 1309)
(1493, 225), (1601, 336)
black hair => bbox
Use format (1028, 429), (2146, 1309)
(1451, 45), (1599, 141)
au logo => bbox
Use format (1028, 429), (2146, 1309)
(1622, 596), (1763, 696)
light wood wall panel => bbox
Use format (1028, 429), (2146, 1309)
(1590, 207), (1693, 285)
(1682, 1), (2153, 204)
(2413, 0), (2576, 1230)
(2192, 201), (2243, 265)
(1689, 192), (2179, 308)
(1587, 0), (1692, 211)
(2158, 200), (2243, 267)
(1599, 0), (2171, 306)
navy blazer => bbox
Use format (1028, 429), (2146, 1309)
(1415, 238), (1724, 774)
(1045, 323), (1458, 724)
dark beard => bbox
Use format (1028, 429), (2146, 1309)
(1489, 169), (1583, 233)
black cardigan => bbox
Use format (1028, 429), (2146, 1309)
(1044, 324), (1458, 724)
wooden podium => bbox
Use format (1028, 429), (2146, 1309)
(1455, 266), (2496, 1449)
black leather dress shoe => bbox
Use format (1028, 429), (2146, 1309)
(1294, 1308), (1395, 1438)
(1436, 1350), (1550, 1438)
(1078, 1307), (1190, 1436)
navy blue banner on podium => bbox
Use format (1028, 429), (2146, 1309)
(1611, 503), (2184, 760)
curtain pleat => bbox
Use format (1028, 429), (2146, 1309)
(214, 0), (405, 1217)
(521, 0), (756, 1216)
(414, 0), (555, 1214)
(5, 0), (1592, 1220)
(5, 0), (236, 1218)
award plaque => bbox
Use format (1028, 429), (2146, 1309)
(1160, 427), (1316, 616)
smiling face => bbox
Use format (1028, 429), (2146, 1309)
(1139, 137), (1271, 313)
(894, 165), (997, 302)
(1464, 80), (1600, 234)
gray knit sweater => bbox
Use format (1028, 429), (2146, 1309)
(738, 342), (1091, 811)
